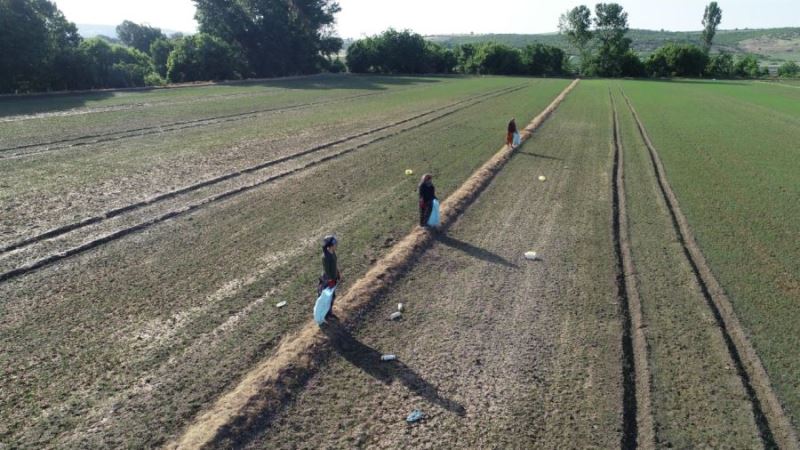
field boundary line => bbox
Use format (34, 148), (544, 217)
(621, 89), (799, 450)
(166, 79), (580, 450)
(0, 84), (528, 284)
(610, 91), (655, 450)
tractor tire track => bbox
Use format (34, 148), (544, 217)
(0, 84), (528, 284)
(610, 91), (655, 449)
(0, 88), (407, 158)
(621, 89), (799, 450)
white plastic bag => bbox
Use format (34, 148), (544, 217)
(427, 199), (440, 227)
(314, 287), (336, 325)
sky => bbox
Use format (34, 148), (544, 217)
(53, 0), (799, 38)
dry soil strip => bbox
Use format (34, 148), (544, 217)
(621, 90), (799, 450)
(0, 87), (409, 157)
(610, 92), (655, 450)
(0, 85), (527, 284)
(167, 78), (580, 450)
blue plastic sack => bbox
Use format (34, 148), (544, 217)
(314, 287), (335, 325)
(427, 199), (440, 227)
(512, 131), (521, 146)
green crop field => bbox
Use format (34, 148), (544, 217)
(618, 78), (800, 439)
(1, 75), (798, 448)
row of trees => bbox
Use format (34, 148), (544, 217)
(2, 0), (796, 93)
(556, 1), (798, 79)
(1, 0), (343, 93)
(346, 29), (567, 76)
(644, 44), (768, 78)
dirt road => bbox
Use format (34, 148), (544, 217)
(242, 82), (624, 449)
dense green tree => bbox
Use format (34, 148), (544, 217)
(193, 0), (341, 77)
(149, 37), (175, 77)
(592, 3), (632, 77)
(327, 57), (346, 73)
(778, 61), (799, 78)
(701, 2), (723, 52)
(475, 43), (523, 75)
(734, 54), (764, 78)
(116, 20), (166, 54)
(706, 51), (734, 77)
(0, 0), (82, 92)
(166, 33), (247, 82)
(372, 29), (428, 73)
(454, 43), (480, 74)
(80, 38), (157, 88)
(345, 30), (454, 74)
(558, 5), (593, 74)
(644, 43), (708, 77)
(345, 38), (377, 73)
(425, 42), (457, 73)
(521, 43), (566, 75)
(619, 50), (645, 77)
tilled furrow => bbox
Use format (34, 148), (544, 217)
(0, 84), (528, 283)
(0, 88), (397, 158)
(621, 88), (799, 450)
(609, 91), (655, 450)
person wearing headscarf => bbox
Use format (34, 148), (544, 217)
(418, 174), (436, 227)
(318, 235), (342, 318)
(507, 118), (518, 148)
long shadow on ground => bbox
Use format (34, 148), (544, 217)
(517, 151), (563, 161)
(323, 320), (467, 417)
(436, 234), (519, 269)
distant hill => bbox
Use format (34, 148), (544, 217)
(427, 28), (800, 63)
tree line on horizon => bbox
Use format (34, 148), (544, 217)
(1, 0), (798, 94)
(0, 0), (344, 93)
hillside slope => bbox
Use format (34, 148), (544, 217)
(428, 28), (800, 63)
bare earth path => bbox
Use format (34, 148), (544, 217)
(244, 82), (624, 449)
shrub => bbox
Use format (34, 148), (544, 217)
(734, 54), (765, 78)
(778, 61), (799, 78)
(645, 43), (708, 78)
(167, 33), (247, 83)
(706, 52), (735, 78)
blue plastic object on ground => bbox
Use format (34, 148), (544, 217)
(427, 199), (440, 227)
(406, 409), (425, 423)
(313, 287), (335, 325)
(513, 131), (521, 146)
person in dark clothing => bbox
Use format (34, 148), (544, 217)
(318, 235), (341, 318)
(507, 118), (518, 148)
(418, 174), (437, 227)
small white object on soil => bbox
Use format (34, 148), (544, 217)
(275, 301), (287, 308)
(381, 354), (397, 361)
(406, 409), (425, 423)
(405, 169), (414, 176)
(538, 175), (547, 182)
(397, 303), (404, 311)
(389, 311), (402, 320)
(524, 251), (539, 261)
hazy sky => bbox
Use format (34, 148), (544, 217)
(54, 0), (798, 37)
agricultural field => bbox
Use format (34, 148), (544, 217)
(1, 74), (798, 449)
(0, 75), (570, 447)
(618, 79), (800, 446)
